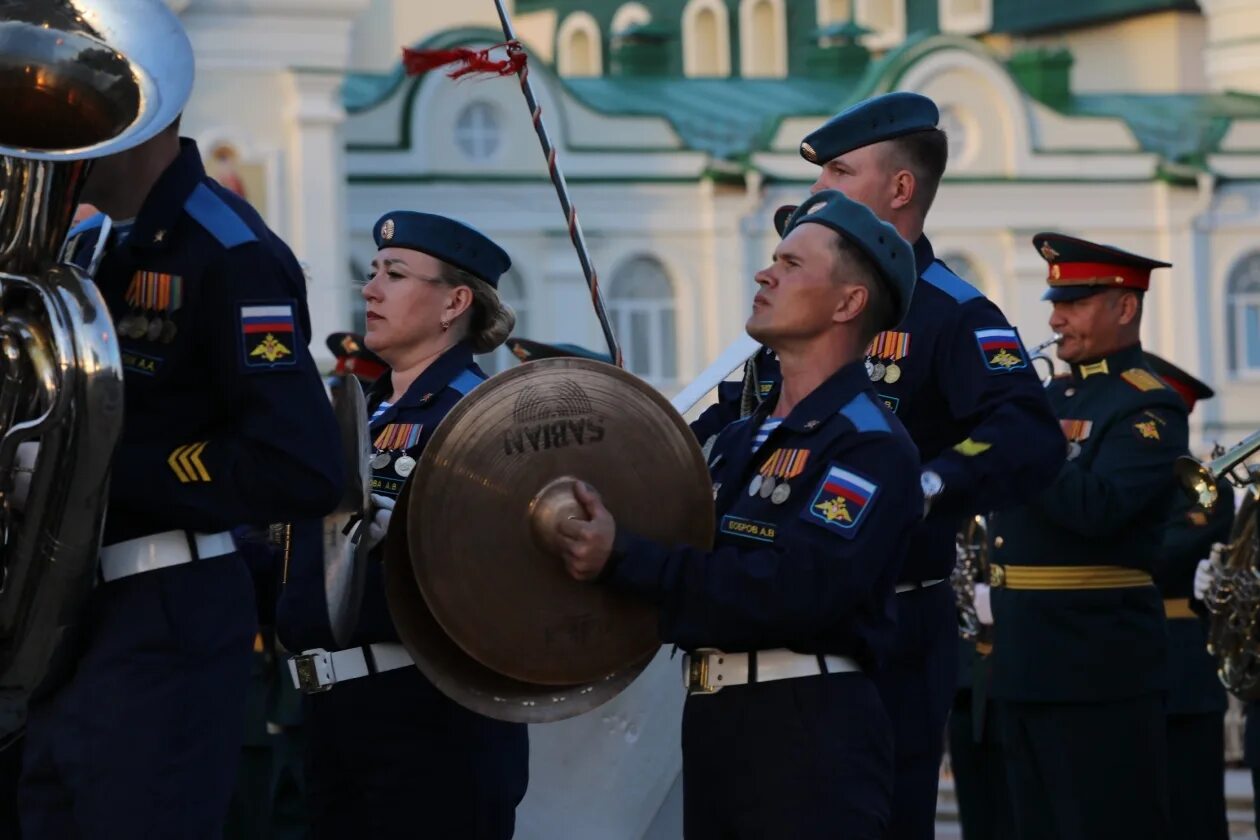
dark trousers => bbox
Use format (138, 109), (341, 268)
(872, 581), (958, 840)
(306, 665), (528, 840)
(20, 556), (257, 839)
(1165, 712), (1227, 840)
(949, 689), (1013, 840)
(1004, 695), (1170, 840)
(682, 671), (893, 839)
(0, 737), (19, 839)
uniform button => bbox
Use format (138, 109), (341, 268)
(153, 229), (166, 243)
(1065, 388), (1076, 397)
(994, 536), (1004, 549)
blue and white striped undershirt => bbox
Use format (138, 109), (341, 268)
(752, 417), (782, 452)
(370, 401), (392, 424)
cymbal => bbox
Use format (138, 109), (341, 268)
(404, 358), (714, 686)
(384, 478), (655, 723)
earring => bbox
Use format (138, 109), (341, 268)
(440, 320), (450, 332)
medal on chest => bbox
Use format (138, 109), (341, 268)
(747, 448), (809, 505)
(1060, 419), (1093, 460)
(865, 330), (910, 383)
(372, 422), (424, 476)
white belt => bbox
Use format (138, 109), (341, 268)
(288, 643), (414, 694)
(99, 530), (236, 583)
(895, 577), (947, 594)
(682, 647), (861, 694)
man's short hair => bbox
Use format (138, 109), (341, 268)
(831, 234), (893, 345)
(884, 128), (948, 214)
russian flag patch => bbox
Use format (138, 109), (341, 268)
(240, 302), (297, 369)
(801, 464), (879, 538)
(974, 328), (1028, 373)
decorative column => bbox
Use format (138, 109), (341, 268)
(283, 69), (354, 352)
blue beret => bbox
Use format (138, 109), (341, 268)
(373, 211), (511, 289)
(782, 190), (916, 329)
(800, 92), (940, 165)
(1033, 231), (1170, 303)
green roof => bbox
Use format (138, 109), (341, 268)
(561, 77), (856, 160)
(1063, 93), (1260, 166)
(345, 29), (1260, 174)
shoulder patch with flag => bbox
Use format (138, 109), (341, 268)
(801, 464), (879, 539)
(975, 328), (1028, 373)
(240, 302), (298, 370)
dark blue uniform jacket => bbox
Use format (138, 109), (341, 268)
(65, 139), (343, 544)
(990, 344), (1189, 703)
(607, 360), (922, 671)
(277, 342), (485, 652)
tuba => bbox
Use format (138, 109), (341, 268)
(0, 0), (193, 738)
(952, 514), (992, 647)
(1203, 487), (1260, 699)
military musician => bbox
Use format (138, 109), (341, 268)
(276, 211), (528, 839)
(988, 234), (1188, 839)
(556, 190), (923, 838)
(21, 117), (344, 835)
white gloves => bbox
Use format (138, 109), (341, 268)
(1193, 543), (1225, 601)
(10, 441), (37, 510)
(365, 493), (395, 552)
(975, 582), (994, 626)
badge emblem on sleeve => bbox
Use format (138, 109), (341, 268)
(975, 328), (1028, 373)
(241, 303), (298, 369)
(802, 465), (878, 538)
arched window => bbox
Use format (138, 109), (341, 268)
(1228, 252), (1260, 375)
(609, 257), (678, 385)
(478, 270), (528, 376)
(612, 2), (651, 35)
(683, 0), (731, 78)
(557, 12), (602, 77)
(740, 0), (787, 78)
(939, 0), (993, 36)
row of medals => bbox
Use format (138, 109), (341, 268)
(371, 449), (416, 478)
(864, 357), (902, 384)
(748, 473), (792, 505)
(117, 311), (178, 343)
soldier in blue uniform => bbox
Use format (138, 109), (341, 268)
(557, 190), (924, 838)
(989, 233), (1188, 839)
(692, 92), (1064, 838)
(1146, 352), (1232, 840)
(276, 211), (528, 839)
(20, 119), (344, 838)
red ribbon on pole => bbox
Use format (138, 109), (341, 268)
(402, 42), (526, 80)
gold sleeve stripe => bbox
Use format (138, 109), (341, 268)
(168, 444), (192, 483)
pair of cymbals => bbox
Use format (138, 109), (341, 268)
(384, 358), (715, 723)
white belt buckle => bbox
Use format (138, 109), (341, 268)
(684, 648), (723, 694)
(291, 648), (335, 694)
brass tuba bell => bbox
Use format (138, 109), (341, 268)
(0, 0), (194, 738)
(1176, 430), (1260, 512)
(1203, 488), (1260, 699)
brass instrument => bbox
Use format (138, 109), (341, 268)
(1028, 333), (1063, 386)
(1203, 488), (1260, 699)
(384, 358), (715, 722)
(0, 0), (194, 738)
(1176, 432), (1260, 512)
(952, 515), (992, 646)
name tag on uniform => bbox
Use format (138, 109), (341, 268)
(720, 515), (777, 543)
